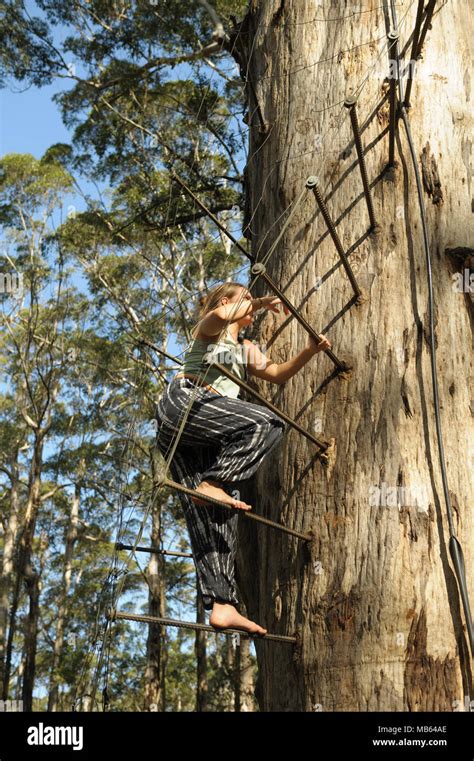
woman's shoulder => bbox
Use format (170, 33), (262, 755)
(191, 330), (221, 343)
(190, 321), (217, 342)
(192, 324), (240, 344)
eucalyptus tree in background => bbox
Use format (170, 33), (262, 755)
(0, 151), (75, 708)
(0, 151), (155, 709)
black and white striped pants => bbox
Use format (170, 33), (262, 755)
(155, 377), (286, 610)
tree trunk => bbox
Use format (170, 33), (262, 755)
(236, 637), (256, 712)
(3, 433), (44, 705)
(0, 451), (21, 696)
(47, 481), (80, 711)
(144, 452), (166, 711)
(237, 0), (473, 710)
(20, 435), (44, 711)
(22, 564), (40, 712)
(195, 593), (208, 711)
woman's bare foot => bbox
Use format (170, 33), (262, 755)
(209, 602), (267, 636)
(191, 479), (252, 511)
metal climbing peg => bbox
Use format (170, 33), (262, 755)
(404, 0), (424, 109)
(387, 29), (400, 168)
(161, 477), (314, 541)
(305, 176), (318, 190)
(115, 542), (193, 558)
(171, 172), (255, 262)
(107, 610), (298, 644)
(306, 176), (362, 299)
(415, 0), (437, 60)
(344, 95), (377, 230)
(404, 0), (437, 109)
(250, 262), (349, 372)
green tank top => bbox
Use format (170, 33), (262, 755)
(181, 328), (246, 398)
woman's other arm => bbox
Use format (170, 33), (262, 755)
(243, 334), (331, 385)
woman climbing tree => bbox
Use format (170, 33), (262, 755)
(155, 282), (331, 635)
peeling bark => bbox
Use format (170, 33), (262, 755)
(421, 143), (443, 205)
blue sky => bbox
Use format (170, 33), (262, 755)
(0, 0), (71, 154)
(0, 79), (70, 157)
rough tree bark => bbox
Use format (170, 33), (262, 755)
(234, 633), (256, 712)
(235, 0), (473, 710)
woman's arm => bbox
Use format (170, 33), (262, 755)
(243, 334), (331, 385)
(198, 295), (287, 337)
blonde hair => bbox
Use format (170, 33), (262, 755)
(191, 281), (247, 339)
